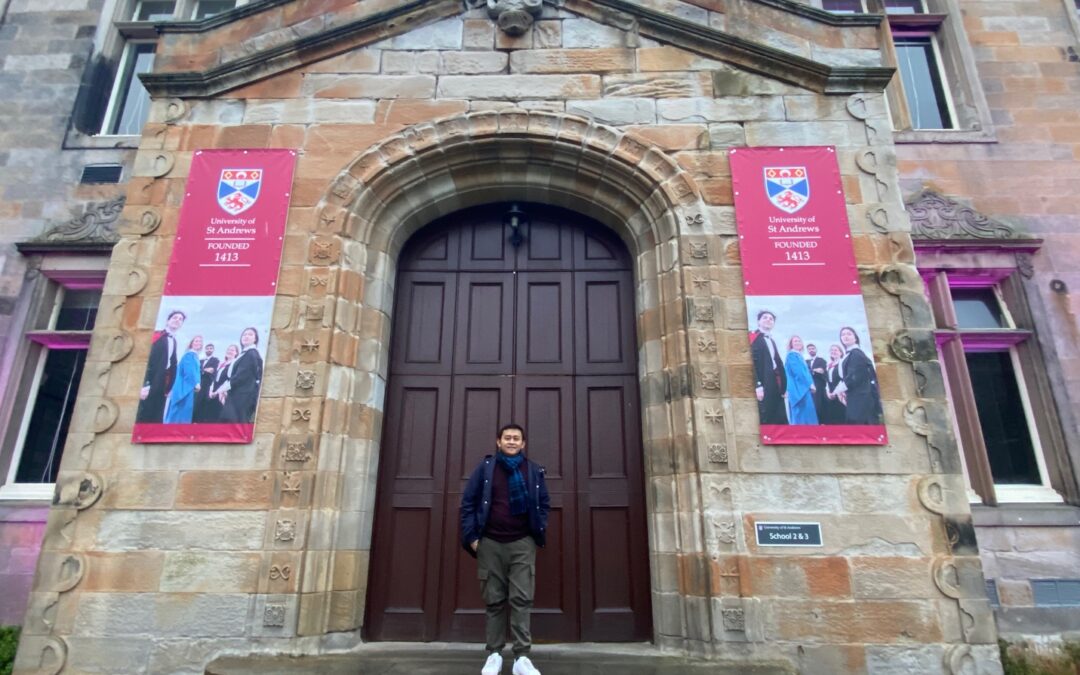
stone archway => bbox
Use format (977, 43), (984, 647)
(298, 110), (725, 650)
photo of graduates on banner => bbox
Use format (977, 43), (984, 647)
(747, 294), (883, 428)
(136, 296), (273, 427)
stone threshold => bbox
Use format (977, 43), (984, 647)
(205, 642), (797, 674)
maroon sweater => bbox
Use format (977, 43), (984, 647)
(485, 459), (530, 543)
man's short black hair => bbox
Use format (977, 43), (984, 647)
(497, 423), (526, 440)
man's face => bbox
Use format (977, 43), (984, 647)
(205, 345), (215, 357)
(497, 429), (526, 456)
(166, 313), (185, 333)
(807, 345), (817, 357)
(757, 313), (775, 332)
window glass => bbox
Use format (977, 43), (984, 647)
(193, 0), (236, 18)
(14, 349), (87, 484)
(951, 288), (1005, 329)
(894, 37), (953, 129)
(966, 351), (1041, 485)
(55, 289), (100, 331)
(823, 0), (864, 12)
(133, 0), (177, 20)
(110, 42), (156, 135)
(885, 0), (924, 13)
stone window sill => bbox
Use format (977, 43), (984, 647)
(894, 127), (997, 144)
(971, 503), (1080, 528)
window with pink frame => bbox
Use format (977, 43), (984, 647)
(919, 249), (1066, 505)
(1, 266), (103, 500)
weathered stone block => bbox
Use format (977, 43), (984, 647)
(510, 48), (634, 73)
(658, 97), (786, 123)
(436, 74), (601, 100)
(160, 551), (261, 592)
(74, 592), (250, 637)
(567, 98), (656, 125)
(561, 17), (627, 48)
(390, 18), (463, 50)
(96, 511), (266, 551)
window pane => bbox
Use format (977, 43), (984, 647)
(15, 349), (87, 484)
(193, 0), (236, 19)
(885, 0), (924, 13)
(110, 43), (157, 135)
(951, 288), (1005, 329)
(966, 351), (1041, 485)
(894, 37), (952, 129)
(134, 0), (177, 20)
(55, 289), (101, 331)
(823, 0), (864, 12)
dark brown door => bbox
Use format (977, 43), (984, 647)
(366, 204), (651, 643)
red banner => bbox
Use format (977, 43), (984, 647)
(132, 149), (296, 444)
(730, 146), (886, 445)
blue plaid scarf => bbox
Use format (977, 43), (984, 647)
(496, 452), (527, 516)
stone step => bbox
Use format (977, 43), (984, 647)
(206, 643), (797, 675)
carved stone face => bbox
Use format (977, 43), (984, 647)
(487, 0), (543, 36)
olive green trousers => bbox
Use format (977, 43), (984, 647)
(477, 536), (536, 657)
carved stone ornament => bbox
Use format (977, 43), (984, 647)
(877, 264), (923, 297)
(269, 565), (292, 581)
(889, 329), (938, 363)
(708, 443), (728, 464)
(263, 604), (286, 627)
(28, 636), (68, 675)
(475, 0), (544, 36)
(694, 302), (714, 323)
(688, 241), (709, 259)
(701, 371), (722, 390)
(296, 370), (316, 390)
(34, 196), (124, 244)
(944, 644), (974, 675)
(281, 472), (302, 496)
(275, 519), (297, 542)
(284, 442), (312, 463)
(53, 473), (105, 511)
(721, 608), (745, 631)
(906, 190), (1018, 240)
(705, 407), (723, 424)
(697, 336), (717, 352)
(714, 520), (736, 544)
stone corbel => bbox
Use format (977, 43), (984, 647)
(485, 0), (544, 35)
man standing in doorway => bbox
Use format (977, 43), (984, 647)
(461, 424), (550, 675)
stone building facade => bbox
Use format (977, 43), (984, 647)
(0, 0), (1076, 673)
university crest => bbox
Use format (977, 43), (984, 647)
(217, 169), (262, 215)
(764, 167), (809, 214)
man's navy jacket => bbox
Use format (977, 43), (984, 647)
(459, 453), (550, 558)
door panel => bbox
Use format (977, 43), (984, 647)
(576, 375), (651, 641)
(455, 273), (514, 374)
(391, 272), (457, 376)
(515, 377), (577, 639)
(368, 204), (650, 644)
(517, 273), (573, 375)
(367, 375), (451, 640)
(574, 272), (636, 375)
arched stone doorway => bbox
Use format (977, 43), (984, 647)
(300, 110), (721, 649)
(364, 203), (652, 642)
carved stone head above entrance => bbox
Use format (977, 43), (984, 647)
(467, 0), (544, 35)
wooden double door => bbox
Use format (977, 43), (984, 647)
(365, 204), (652, 643)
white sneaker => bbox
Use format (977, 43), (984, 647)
(512, 655), (540, 675)
(481, 651), (503, 675)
